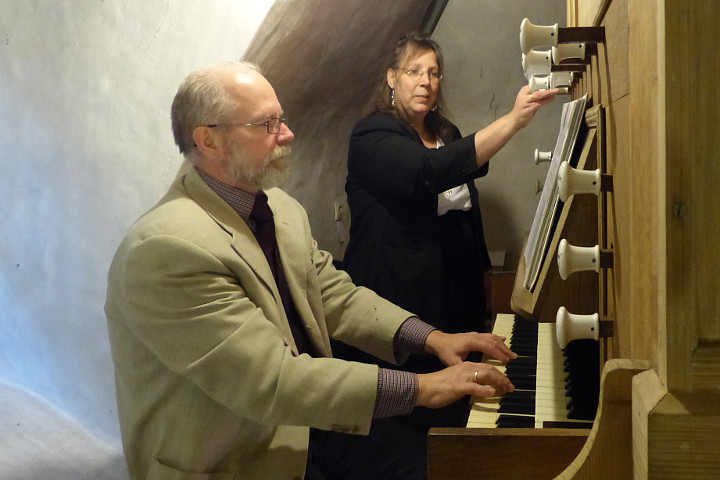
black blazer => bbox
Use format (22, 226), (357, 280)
(343, 111), (491, 332)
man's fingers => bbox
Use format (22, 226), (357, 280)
(474, 364), (515, 395)
(480, 334), (517, 364)
(472, 384), (497, 398)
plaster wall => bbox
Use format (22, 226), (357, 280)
(1, 0), (275, 453)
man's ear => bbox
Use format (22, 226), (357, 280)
(192, 126), (220, 156)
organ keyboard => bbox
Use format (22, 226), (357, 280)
(468, 314), (597, 430)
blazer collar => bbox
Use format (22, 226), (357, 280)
(180, 169), (306, 293)
(176, 167), (319, 355)
(179, 167), (277, 292)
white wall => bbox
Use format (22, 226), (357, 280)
(0, 0), (275, 445)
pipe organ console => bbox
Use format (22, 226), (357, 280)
(428, 1), (720, 478)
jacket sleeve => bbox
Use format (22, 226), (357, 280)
(347, 112), (489, 201)
(109, 230), (381, 435)
(271, 189), (413, 363)
(311, 239), (412, 362)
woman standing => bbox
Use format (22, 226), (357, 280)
(342, 32), (556, 423)
(325, 32), (556, 479)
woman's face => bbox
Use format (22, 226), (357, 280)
(387, 49), (441, 125)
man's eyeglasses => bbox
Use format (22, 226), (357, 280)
(204, 117), (288, 134)
(396, 68), (443, 81)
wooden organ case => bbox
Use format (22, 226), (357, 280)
(427, 1), (720, 478)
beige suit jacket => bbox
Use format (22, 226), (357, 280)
(105, 167), (413, 480)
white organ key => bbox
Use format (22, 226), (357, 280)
(467, 314), (516, 428)
(468, 314), (594, 429)
(492, 313), (513, 339)
(467, 397), (503, 428)
(535, 323), (569, 426)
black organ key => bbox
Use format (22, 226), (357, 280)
(467, 314), (600, 429)
(562, 338), (600, 421)
(497, 414), (536, 428)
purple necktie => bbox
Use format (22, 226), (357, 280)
(250, 193), (314, 355)
(250, 193), (279, 278)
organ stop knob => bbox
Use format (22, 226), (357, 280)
(557, 161), (613, 202)
(557, 239), (613, 280)
(556, 306), (614, 349)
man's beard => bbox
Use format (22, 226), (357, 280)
(225, 143), (291, 190)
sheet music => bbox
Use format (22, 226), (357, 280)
(523, 95), (587, 291)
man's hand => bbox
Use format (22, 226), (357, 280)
(415, 362), (514, 408)
(425, 330), (517, 366)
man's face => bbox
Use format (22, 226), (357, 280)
(217, 69), (295, 189)
(224, 140), (292, 190)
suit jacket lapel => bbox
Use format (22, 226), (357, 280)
(181, 169), (276, 289)
(269, 192), (330, 356)
(180, 170), (300, 352)
(179, 169), (320, 355)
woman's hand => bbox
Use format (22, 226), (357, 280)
(510, 85), (559, 129)
(473, 85), (559, 167)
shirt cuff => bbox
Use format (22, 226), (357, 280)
(373, 368), (418, 418)
(395, 316), (437, 357)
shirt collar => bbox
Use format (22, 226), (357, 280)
(195, 167), (258, 222)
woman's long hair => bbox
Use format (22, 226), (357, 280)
(373, 32), (455, 143)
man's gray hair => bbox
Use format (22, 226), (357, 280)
(171, 61), (260, 155)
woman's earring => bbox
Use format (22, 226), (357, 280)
(431, 104), (438, 111)
(390, 88), (395, 108)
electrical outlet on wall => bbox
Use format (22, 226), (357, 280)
(334, 201), (343, 221)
